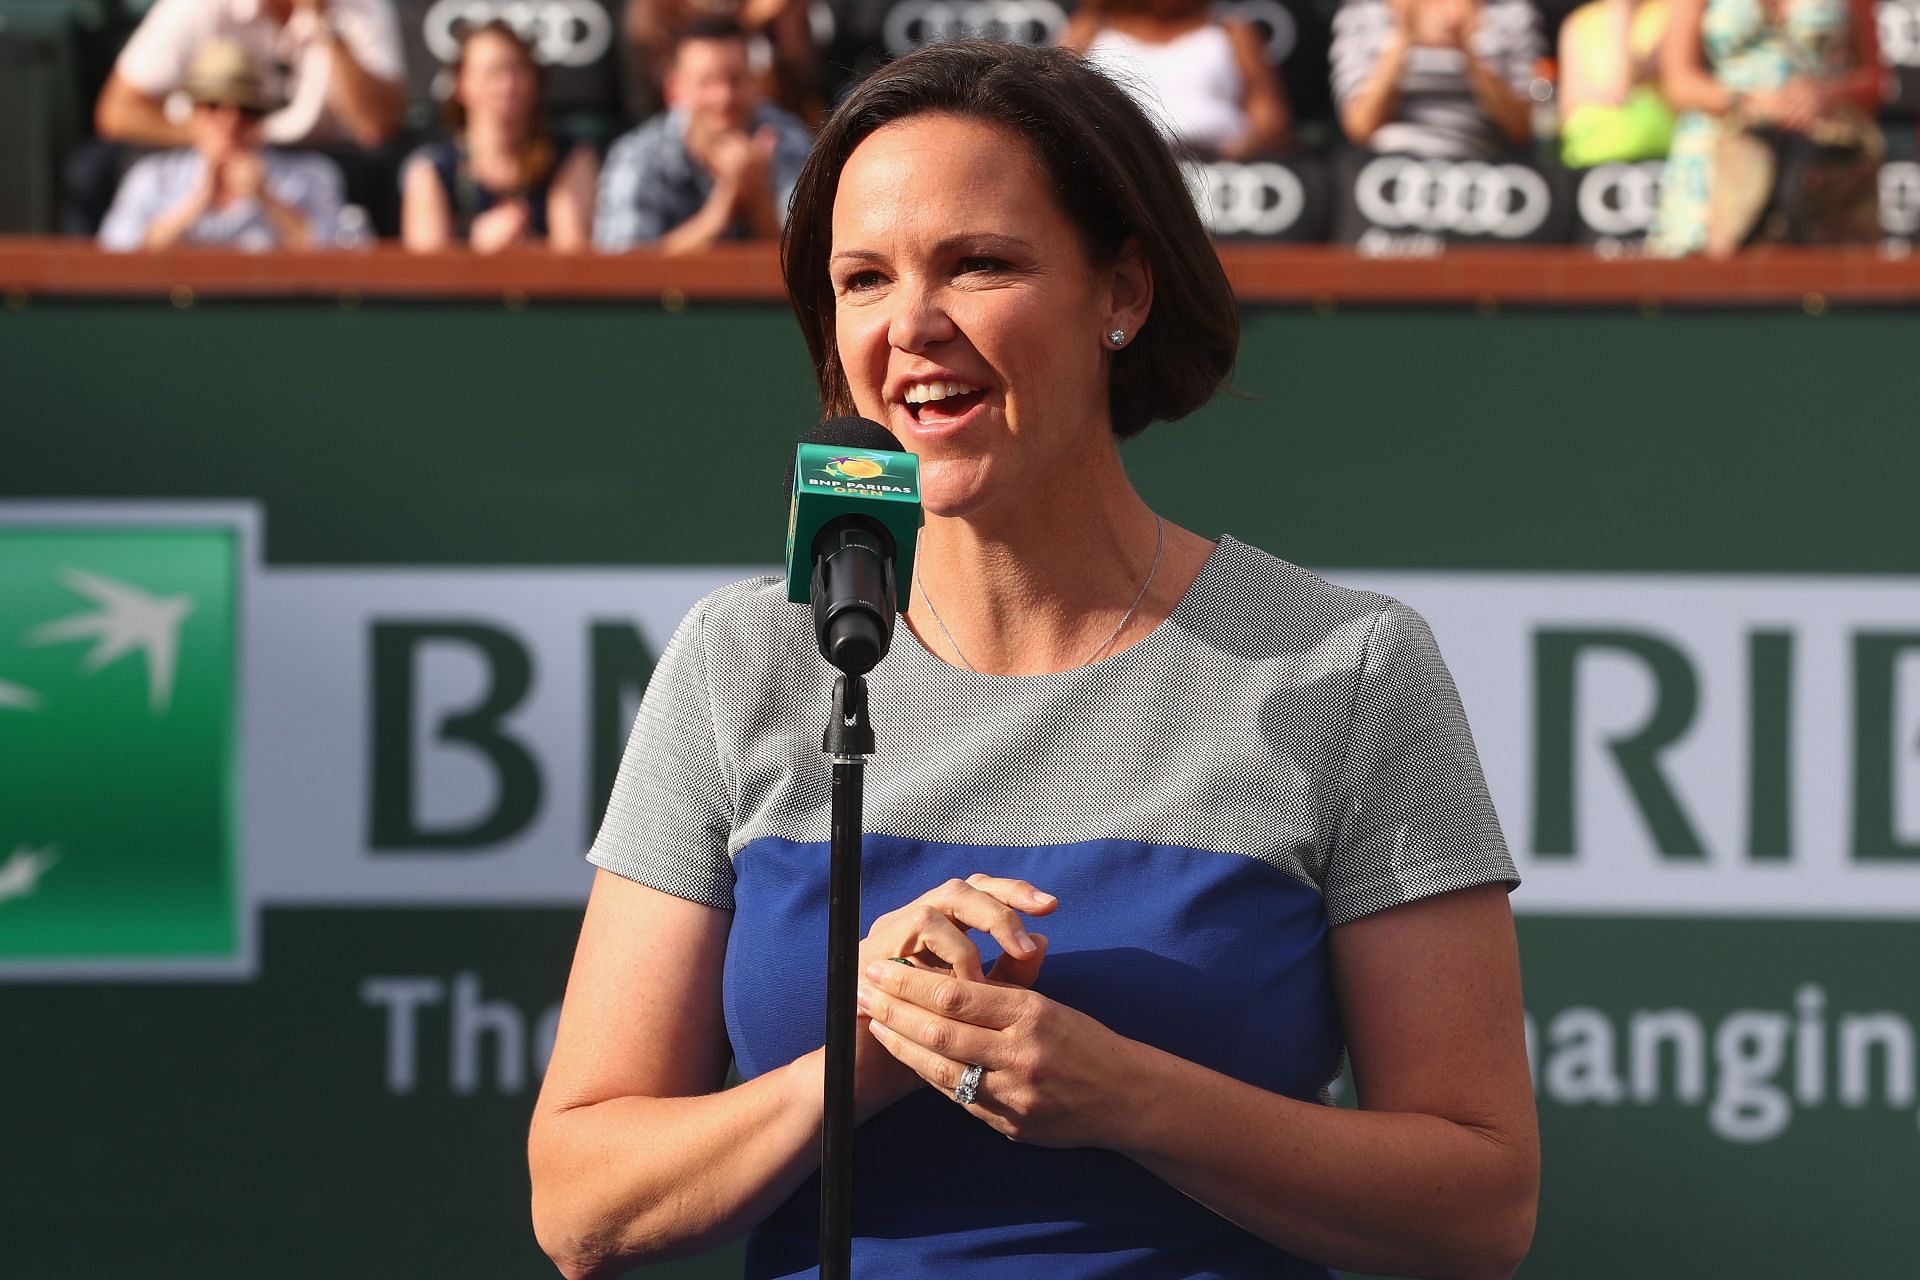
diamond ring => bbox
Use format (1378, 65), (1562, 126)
(954, 1062), (984, 1106)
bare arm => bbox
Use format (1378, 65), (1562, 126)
(1110, 885), (1537, 1278)
(656, 175), (743, 254)
(256, 188), (315, 249)
(546, 143), (600, 253)
(1660, 0), (1736, 113)
(316, 17), (406, 147)
(95, 72), (193, 147)
(1462, 45), (1535, 147)
(1816, 0), (1887, 115)
(140, 180), (214, 250)
(1225, 20), (1293, 156)
(1339, 26), (1413, 144)
(529, 870), (833, 1279)
(400, 155), (452, 252)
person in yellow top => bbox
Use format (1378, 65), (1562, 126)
(1557, 0), (1676, 166)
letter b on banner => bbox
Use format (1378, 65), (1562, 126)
(370, 622), (542, 850)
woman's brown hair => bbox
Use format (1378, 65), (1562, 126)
(780, 40), (1238, 440)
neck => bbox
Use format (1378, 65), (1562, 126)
(906, 445), (1210, 675)
(467, 115), (527, 160)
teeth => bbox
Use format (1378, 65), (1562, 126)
(903, 380), (981, 405)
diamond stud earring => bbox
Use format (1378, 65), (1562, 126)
(1107, 328), (1127, 347)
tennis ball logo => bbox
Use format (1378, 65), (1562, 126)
(825, 456), (887, 481)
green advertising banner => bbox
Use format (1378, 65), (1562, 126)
(2, 300), (1916, 1278)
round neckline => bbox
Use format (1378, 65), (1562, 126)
(895, 535), (1238, 684)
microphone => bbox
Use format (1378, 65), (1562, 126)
(785, 417), (923, 676)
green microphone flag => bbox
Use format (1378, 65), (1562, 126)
(786, 442), (923, 606)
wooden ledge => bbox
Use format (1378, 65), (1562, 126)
(2, 238), (1916, 306)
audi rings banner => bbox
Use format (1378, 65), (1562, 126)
(1333, 150), (1574, 253)
(1183, 155), (1332, 242)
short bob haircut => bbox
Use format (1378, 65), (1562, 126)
(780, 41), (1238, 440)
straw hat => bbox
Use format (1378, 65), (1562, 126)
(184, 39), (280, 113)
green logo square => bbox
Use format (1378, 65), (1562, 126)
(0, 527), (240, 965)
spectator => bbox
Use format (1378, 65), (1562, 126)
(1332, 0), (1543, 157)
(99, 40), (344, 250)
(594, 19), (812, 254)
(624, 0), (820, 122)
(1060, 0), (1293, 159)
(401, 21), (599, 253)
(1649, 0), (1886, 256)
(1557, 0), (1674, 167)
(95, 0), (406, 150)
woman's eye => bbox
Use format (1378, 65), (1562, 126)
(838, 270), (885, 293)
(959, 257), (1007, 275)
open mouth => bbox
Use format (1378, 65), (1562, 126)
(903, 382), (988, 424)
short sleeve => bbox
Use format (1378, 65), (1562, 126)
(1323, 602), (1515, 926)
(333, 0), (407, 85)
(115, 0), (206, 94)
(587, 597), (737, 909)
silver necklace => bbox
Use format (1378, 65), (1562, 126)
(915, 515), (1165, 673)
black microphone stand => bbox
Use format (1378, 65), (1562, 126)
(820, 673), (873, 1280)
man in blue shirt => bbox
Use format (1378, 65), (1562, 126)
(594, 18), (814, 254)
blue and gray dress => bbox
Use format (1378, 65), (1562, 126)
(589, 535), (1517, 1279)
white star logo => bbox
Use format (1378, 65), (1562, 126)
(28, 568), (196, 715)
(0, 679), (40, 712)
(0, 845), (62, 905)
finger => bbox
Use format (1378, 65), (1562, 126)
(987, 932), (1048, 990)
(932, 879), (1046, 962)
(865, 959), (1022, 1032)
(882, 907), (986, 981)
(962, 872), (1058, 917)
(858, 980), (1002, 1067)
(861, 1010), (981, 1104)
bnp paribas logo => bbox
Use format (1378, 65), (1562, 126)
(0, 523), (241, 975)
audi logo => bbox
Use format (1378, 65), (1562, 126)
(1575, 161), (1664, 237)
(423, 0), (613, 68)
(1354, 156), (1552, 238)
(1213, 0), (1298, 64)
(1183, 160), (1307, 236)
(1882, 161), (1920, 237)
(881, 0), (1067, 54)
(1878, 0), (1920, 68)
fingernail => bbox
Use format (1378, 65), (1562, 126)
(864, 962), (890, 982)
(856, 984), (875, 1010)
(1014, 928), (1038, 955)
(1032, 891), (1056, 906)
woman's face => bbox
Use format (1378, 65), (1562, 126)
(459, 32), (538, 130)
(829, 113), (1141, 520)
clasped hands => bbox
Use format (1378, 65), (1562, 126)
(850, 872), (1128, 1149)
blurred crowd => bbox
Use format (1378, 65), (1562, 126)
(20, 0), (1913, 255)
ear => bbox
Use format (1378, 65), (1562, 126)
(1104, 238), (1153, 346)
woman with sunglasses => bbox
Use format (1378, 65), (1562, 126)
(99, 39), (345, 252)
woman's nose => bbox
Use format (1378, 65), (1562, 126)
(885, 280), (956, 353)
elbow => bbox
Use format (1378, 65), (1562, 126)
(1339, 108), (1378, 147)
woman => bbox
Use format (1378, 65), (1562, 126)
(1557, 0), (1676, 167)
(1060, 0), (1293, 159)
(401, 21), (598, 254)
(529, 40), (1537, 1280)
(1649, 0), (1885, 255)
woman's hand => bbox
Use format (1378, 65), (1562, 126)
(471, 199), (531, 254)
(1748, 79), (1824, 131)
(852, 874), (1056, 1118)
(856, 944), (1133, 1149)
